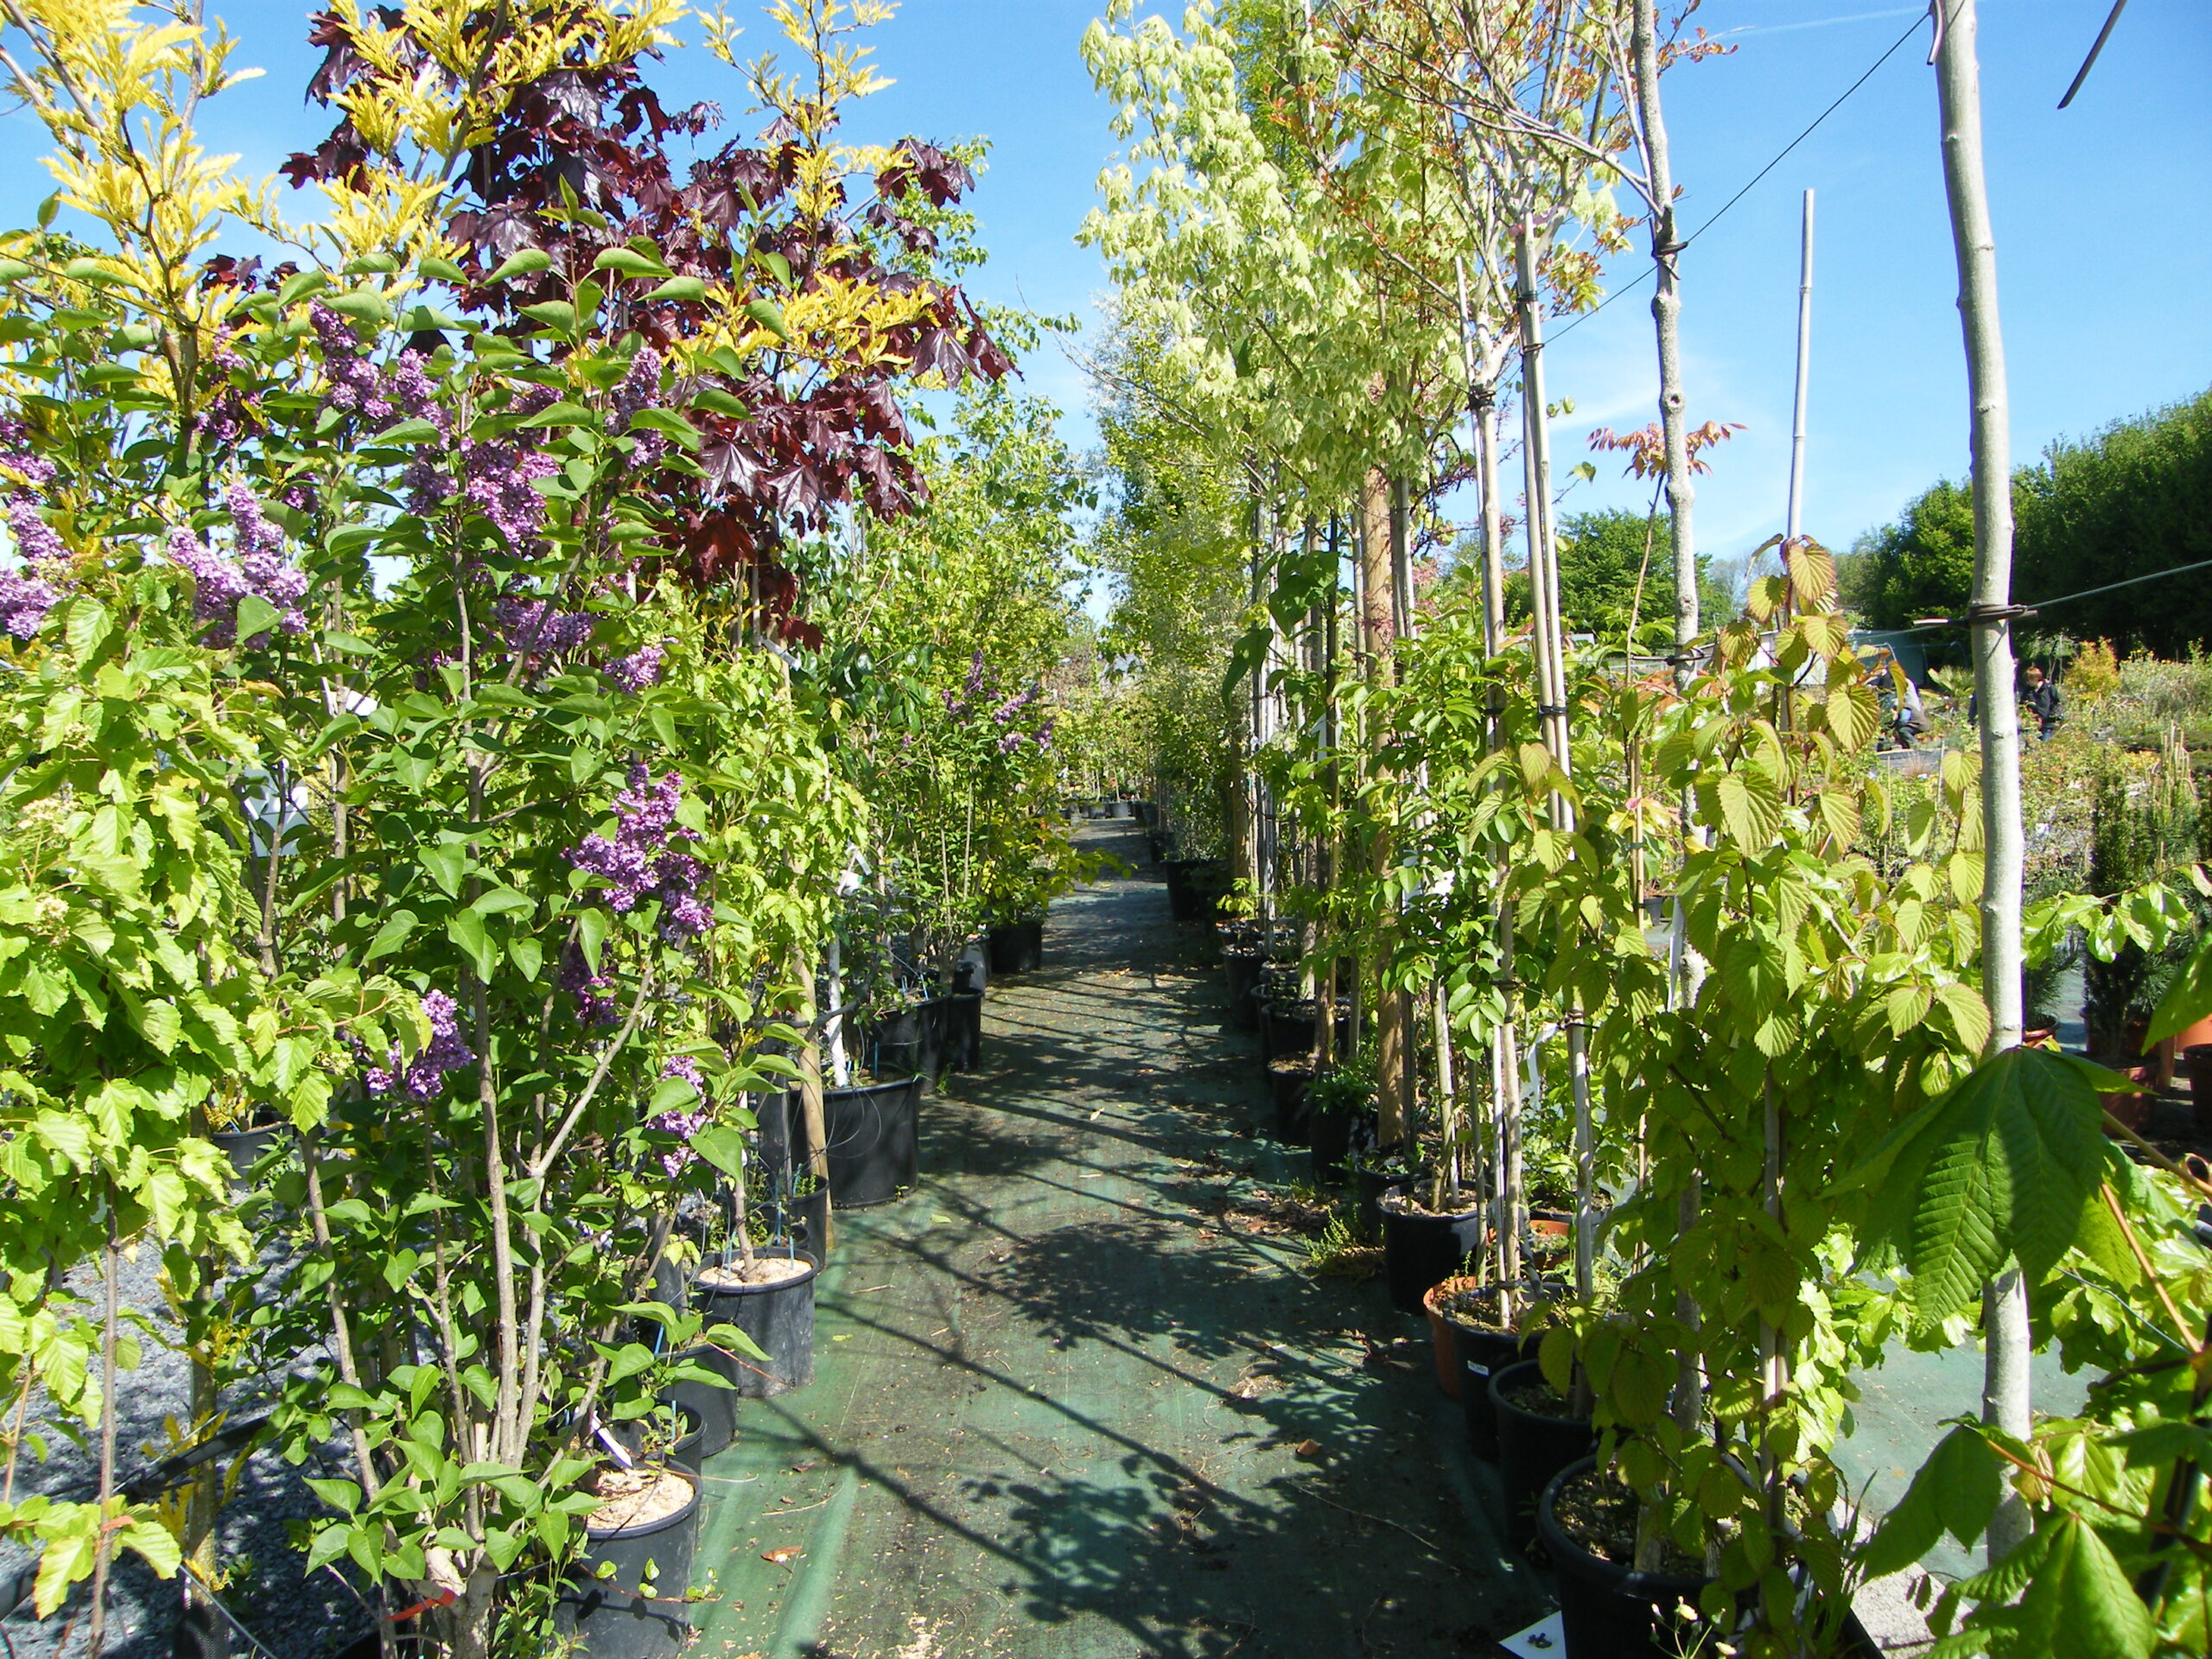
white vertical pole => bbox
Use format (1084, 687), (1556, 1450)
(1786, 189), (1815, 544)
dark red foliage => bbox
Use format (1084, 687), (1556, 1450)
(282, 6), (1007, 637)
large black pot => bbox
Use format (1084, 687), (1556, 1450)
(1538, 1458), (1710, 1658)
(1260, 998), (1351, 1067)
(750, 1089), (802, 1177)
(1447, 1313), (1531, 1460)
(692, 1251), (821, 1397)
(822, 1077), (920, 1208)
(1352, 1161), (1402, 1242)
(940, 989), (983, 1073)
(988, 918), (1045, 976)
(1380, 1187), (1486, 1313)
(953, 942), (988, 994)
(660, 1349), (736, 1460)
(211, 1122), (283, 1185)
(1223, 950), (1265, 1033)
(1269, 1064), (1312, 1140)
(1491, 1358), (1594, 1556)
(767, 1183), (831, 1261)
(608, 1406), (704, 1476)
(1306, 1098), (1368, 1186)
(556, 1467), (702, 1659)
(868, 1001), (945, 1090)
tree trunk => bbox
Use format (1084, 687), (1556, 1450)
(1628, 0), (1700, 647)
(1360, 467), (1407, 1147)
(1933, 0), (2030, 1561)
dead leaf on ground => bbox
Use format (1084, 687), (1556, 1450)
(1294, 1440), (1324, 1459)
(762, 1546), (801, 1565)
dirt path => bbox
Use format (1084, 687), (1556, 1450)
(690, 823), (1548, 1659)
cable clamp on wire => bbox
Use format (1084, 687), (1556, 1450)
(1960, 602), (2038, 626)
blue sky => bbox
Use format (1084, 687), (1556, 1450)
(6, 0), (2206, 577)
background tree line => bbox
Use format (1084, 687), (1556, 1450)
(1840, 384), (2212, 651)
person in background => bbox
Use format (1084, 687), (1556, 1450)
(1894, 669), (1930, 747)
(2023, 663), (2063, 741)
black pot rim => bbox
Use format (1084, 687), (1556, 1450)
(692, 1249), (823, 1300)
(824, 1076), (921, 1103)
(1489, 1357), (1590, 1427)
(1380, 1185), (1484, 1224)
(584, 1463), (701, 1540)
(1537, 1454), (1712, 1597)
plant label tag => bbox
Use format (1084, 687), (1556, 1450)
(1499, 1613), (1566, 1656)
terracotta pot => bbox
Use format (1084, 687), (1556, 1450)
(1422, 1276), (1483, 1399)
(2174, 1014), (2212, 1052)
(2101, 1063), (2157, 1137)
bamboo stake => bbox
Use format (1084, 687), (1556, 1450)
(1932, 0), (2031, 1562)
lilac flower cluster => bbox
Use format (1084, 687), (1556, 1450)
(565, 764), (714, 939)
(163, 486), (309, 646)
(606, 643), (664, 693)
(365, 989), (476, 1100)
(648, 1054), (711, 1174)
(493, 595), (596, 655)
(0, 421), (67, 639)
(557, 943), (619, 1027)
(613, 350), (670, 472)
(310, 304), (395, 423)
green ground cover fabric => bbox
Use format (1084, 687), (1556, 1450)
(686, 823), (1548, 1658)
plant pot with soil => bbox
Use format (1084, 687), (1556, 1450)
(1435, 1284), (1540, 1459)
(1537, 1457), (1712, 1659)
(659, 1350), (737, 1461)
(941, 988), (984, 1073)
(1379, 1185), (1485, 1315)
(692, 1250), (821, 1396)
(607, 1403), (705, 1475)
(988, 917), (1045, 975)
(2097, 1059), (2158, 1136)
(1421, 1274), (1480, 1398)
(820, 1073), (921, 1206)
(556, 1463), (702, 1659)
(1491, 1357), (1595, 1556)
(2187, 1044), (2212, 1130)
(1223, 949), (1265, 1033)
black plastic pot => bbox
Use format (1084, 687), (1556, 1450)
(868, 1001), (945, 1090)
(1260, 998), (1351, 1067)
(1380, 1187), (1485, 1313)
(941, 989), (983, 1073)
(211, 1122), (283, 1184)
(1270, 1065), (1312, 1140)
(1352, 1162), (1400, 1241)
(692, 1251), (821, 1397)
(988, 918), (1045, 976)
(1109, 798), (1134, 820)
(608, 1406), (704, 1476)
(660, 1349), (736, 1460)
(1223, 950), (1265, 1033)
(750, 1089), (802, 1177)
(1447, 1314), (1530, 1460)
(822, 1077), (920, 1208)
(1491, 1358), (1595, 1556)
(1538, 1458), (1710, 1658)
(557, 1466), (702, 1659)
(1306, 1100), (1369, 1186)
(953, 942), (988, 994)
(768, 1184), (831, 1261)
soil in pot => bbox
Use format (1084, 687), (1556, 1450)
(1268, 1058), (1312, 1141)
(1491, 1357), (1594, 1557)
(557, 1465), (702, 1659)
(1379, 1185), (1484, 1315)
(693, 1251), (819, 1396)
(821, 1076), (920, 1207)
(1538, 1458), (1710, 1659)
(988, 918), (1045, 976)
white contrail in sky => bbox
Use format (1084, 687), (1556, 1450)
(1712, 7), (1927, 38)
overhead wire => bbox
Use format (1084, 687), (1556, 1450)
(1549, 7), (1929, 346)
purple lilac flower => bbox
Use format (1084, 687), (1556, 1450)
(996, 732), (1024, 755)
(0, 570), (59, 638)
(226, 485), (308, 634)
(385, 351), (446, 431)
(494, 595), (596, 656)
(0, 419), (57, 491)
(557, 944), (618, 1027)
(365, 989), (475, 1100)
(461, 438), (560, 545)
(991, 686), (1037, 725)
(7, 499), (67, 568)
(613, 350), (670, 470)
(963, 652), (986, 697)
(309, 303), (393, 423)
(607, 643), (664, 693)
(1035, 715), (1055, 753)
(649, 1055), (710, 1175)
(564, 765), (715, 940)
